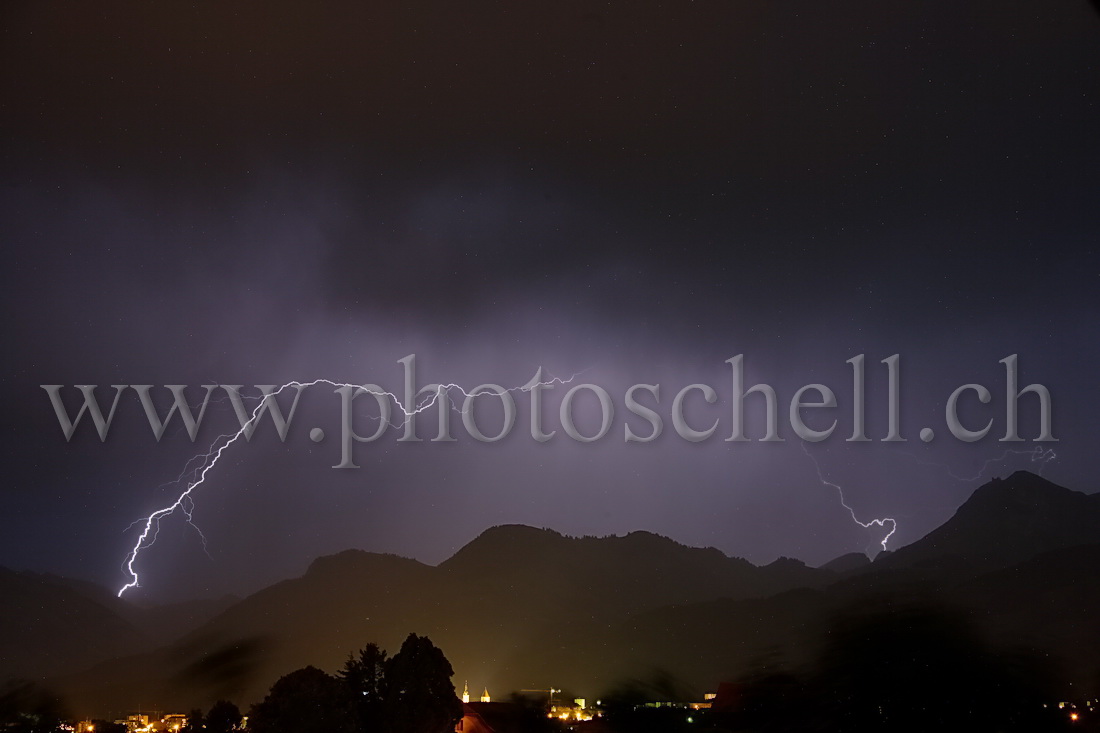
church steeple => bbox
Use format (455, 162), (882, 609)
(481, 687), (491, 703)
(462, 681), (470, 704)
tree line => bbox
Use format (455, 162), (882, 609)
(0, 633), (462, 733)
(245, 633), (462, 733)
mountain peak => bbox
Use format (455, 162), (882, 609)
(984, 468), (1058, 488)
(819, 552), (872, 574)
(474, 524), (564, 542)
(886, 471), (1100, 573)
(959, 470), (1079, 518)
(305, 549), (428, 578)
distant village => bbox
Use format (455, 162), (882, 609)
(59, 685), (1097, 733)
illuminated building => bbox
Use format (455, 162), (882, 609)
(114, 715), (151, 733)
(455, 702), (524, 733)
(161, 714), (188, 732)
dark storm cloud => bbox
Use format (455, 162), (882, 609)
(1, 1), (1098, 600)
(5, 1), (1097, 319)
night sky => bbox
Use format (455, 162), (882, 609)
(2, 2), (1098, 602)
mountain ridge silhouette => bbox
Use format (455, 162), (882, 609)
(3, 470), (1095, 717)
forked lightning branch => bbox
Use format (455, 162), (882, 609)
(39, 353), (1057, 596)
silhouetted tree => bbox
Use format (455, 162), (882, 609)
(339, 643), (387, 732)
(716, 671), (812, 732)
(600, 677), (697, 733)
(504, 693), (565, 733)
(205, 700), (241, 733)
(721, 600), (1070, 733)
(0, 681), (67, 733)
(813, 603), (1065, 733)
(383, 634), (462, 733)
(249, 666), (357, 733)
(180, 708), (205, 733)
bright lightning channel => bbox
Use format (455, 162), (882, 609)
(800, 444), (1059, 556)
(800, 443), (898, 553)
(118, 373), (580, 597)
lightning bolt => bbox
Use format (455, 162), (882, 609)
(798, 444), (1059, 557)
(904, 445), (1057, 483)
(118, 372), (581, 597)
(800, 443), (898, 553)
